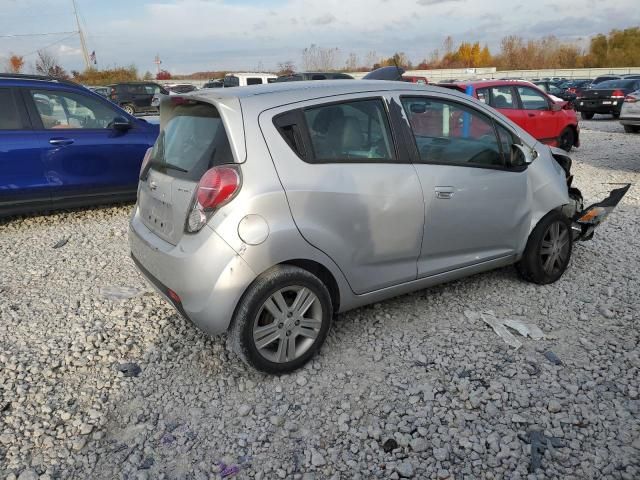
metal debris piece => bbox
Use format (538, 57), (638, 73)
(544, 350), (563, 365)
(480, 313), (544, 350)
(520, 430), (564, 472)
(52, 237), (69, 249)
(117, 362), (141, 377)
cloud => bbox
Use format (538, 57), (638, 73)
(57, 44), (82, 56)
(416, 0), (464, 5)
(3, 0), (639, 73)
(311, 13), (337, 25)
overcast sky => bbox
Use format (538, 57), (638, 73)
(1, 0), (639, 74)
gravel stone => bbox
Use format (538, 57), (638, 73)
(0, 123), (638, 479)
(396, 461), (414, 478)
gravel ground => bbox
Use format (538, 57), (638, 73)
(1, 121), (639, 480)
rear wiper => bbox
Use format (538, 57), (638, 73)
(164, 163), (189, 173)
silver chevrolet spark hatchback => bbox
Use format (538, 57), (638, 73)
(129, 81), (628, 373)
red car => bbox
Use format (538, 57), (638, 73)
(440, 80), (579, 151)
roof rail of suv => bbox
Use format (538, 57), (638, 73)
(0, 73), (79, 86)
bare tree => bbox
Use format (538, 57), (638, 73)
(302, 44), (339, 71)
(35, 50), (68, 79)
(345, 52), (359, 71)
(364, 50), (379, 69)
(277, 61), (295, 75)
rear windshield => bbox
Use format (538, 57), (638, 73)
(150, 100), (234, 180)
(596, 79), (636, 89)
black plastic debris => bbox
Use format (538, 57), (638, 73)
(117, 362), (142, 377)
(382, 438), (398, 453)
(52, 237), (69, 249)
(524, 361), (541, 376)
(519, 430), (564, 472)
(543, 351), (563, 366)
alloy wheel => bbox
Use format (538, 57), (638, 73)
(252, 286), (323, 363)
(540, 221), (570, 275)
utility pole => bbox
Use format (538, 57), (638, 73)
(72, 0), (91, 69)
(154, 54), (162, 74)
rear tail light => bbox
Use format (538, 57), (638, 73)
(139, 147), (153, 180)
(611, 89), (625, 99)
(567, 87), (576, 94)
(186, 165), (241, 233)
(624, 95), (637, 103)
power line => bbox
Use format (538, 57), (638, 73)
(21, 33), (80, 58)
(0, 31), (77, 38)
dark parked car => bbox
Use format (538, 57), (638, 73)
(534, 81), (577, 104)
(106, 82), (168, 115)
(274, 72), (353, 82)
(576, 78), (640, 119)
(87, 86), (109, 98)
(202, 79), (223, 89)
(0, 74), (158, 217)
(564, 79), (593, 97)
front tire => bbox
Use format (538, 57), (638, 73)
(516, 211), (573, 285)
(581, 112), (594, 120)
(121, 103), (135, 115)
(558, 127), (575, 152)
(623, 125), (639, 133)
(228, 265), (333, 374)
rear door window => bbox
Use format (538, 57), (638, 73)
(246, 78), (263, 85)
(301, 98), (395, 162)
(0, 88), (25, 130)
(150, 101), (234, 180)
(488, 86), (517, 109)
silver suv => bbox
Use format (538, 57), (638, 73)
(129, 81), (628, 373)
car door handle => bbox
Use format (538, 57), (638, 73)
(435, 187), (455, 199)
(49, 138), (74, 146)
(528, 113), (536, 117)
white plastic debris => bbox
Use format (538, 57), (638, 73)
(99, 286), (144, 300)
(466, 311), (545, 350)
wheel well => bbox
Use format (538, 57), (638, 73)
(280, 259), (340, 313)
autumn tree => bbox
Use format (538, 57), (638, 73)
(156, 70), (172, 80)
(73, 66), (139, 85)
(7, 54), (25, 73)
(143, 71), (153, 80)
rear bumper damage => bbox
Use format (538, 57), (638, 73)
(571, 184), (631, 241)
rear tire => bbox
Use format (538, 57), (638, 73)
(623, 125), (639, 133)
(516, 211), (573, 285)
(121, 103), (135, 115)
(612, 112), (620, 119)
(581, 112), (594, 120)
(558, 127), (575, 152)
(228, 265), (333, 374)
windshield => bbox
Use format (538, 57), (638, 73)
(596, 79), (636, 89)
(150, 101), (234, 180)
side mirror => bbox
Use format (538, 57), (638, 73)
(550, 102), (562, 112)
(111, 116), (132, 131)
(510, 144), (535, 167)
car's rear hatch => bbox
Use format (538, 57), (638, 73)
(137, 95), (243, 245)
